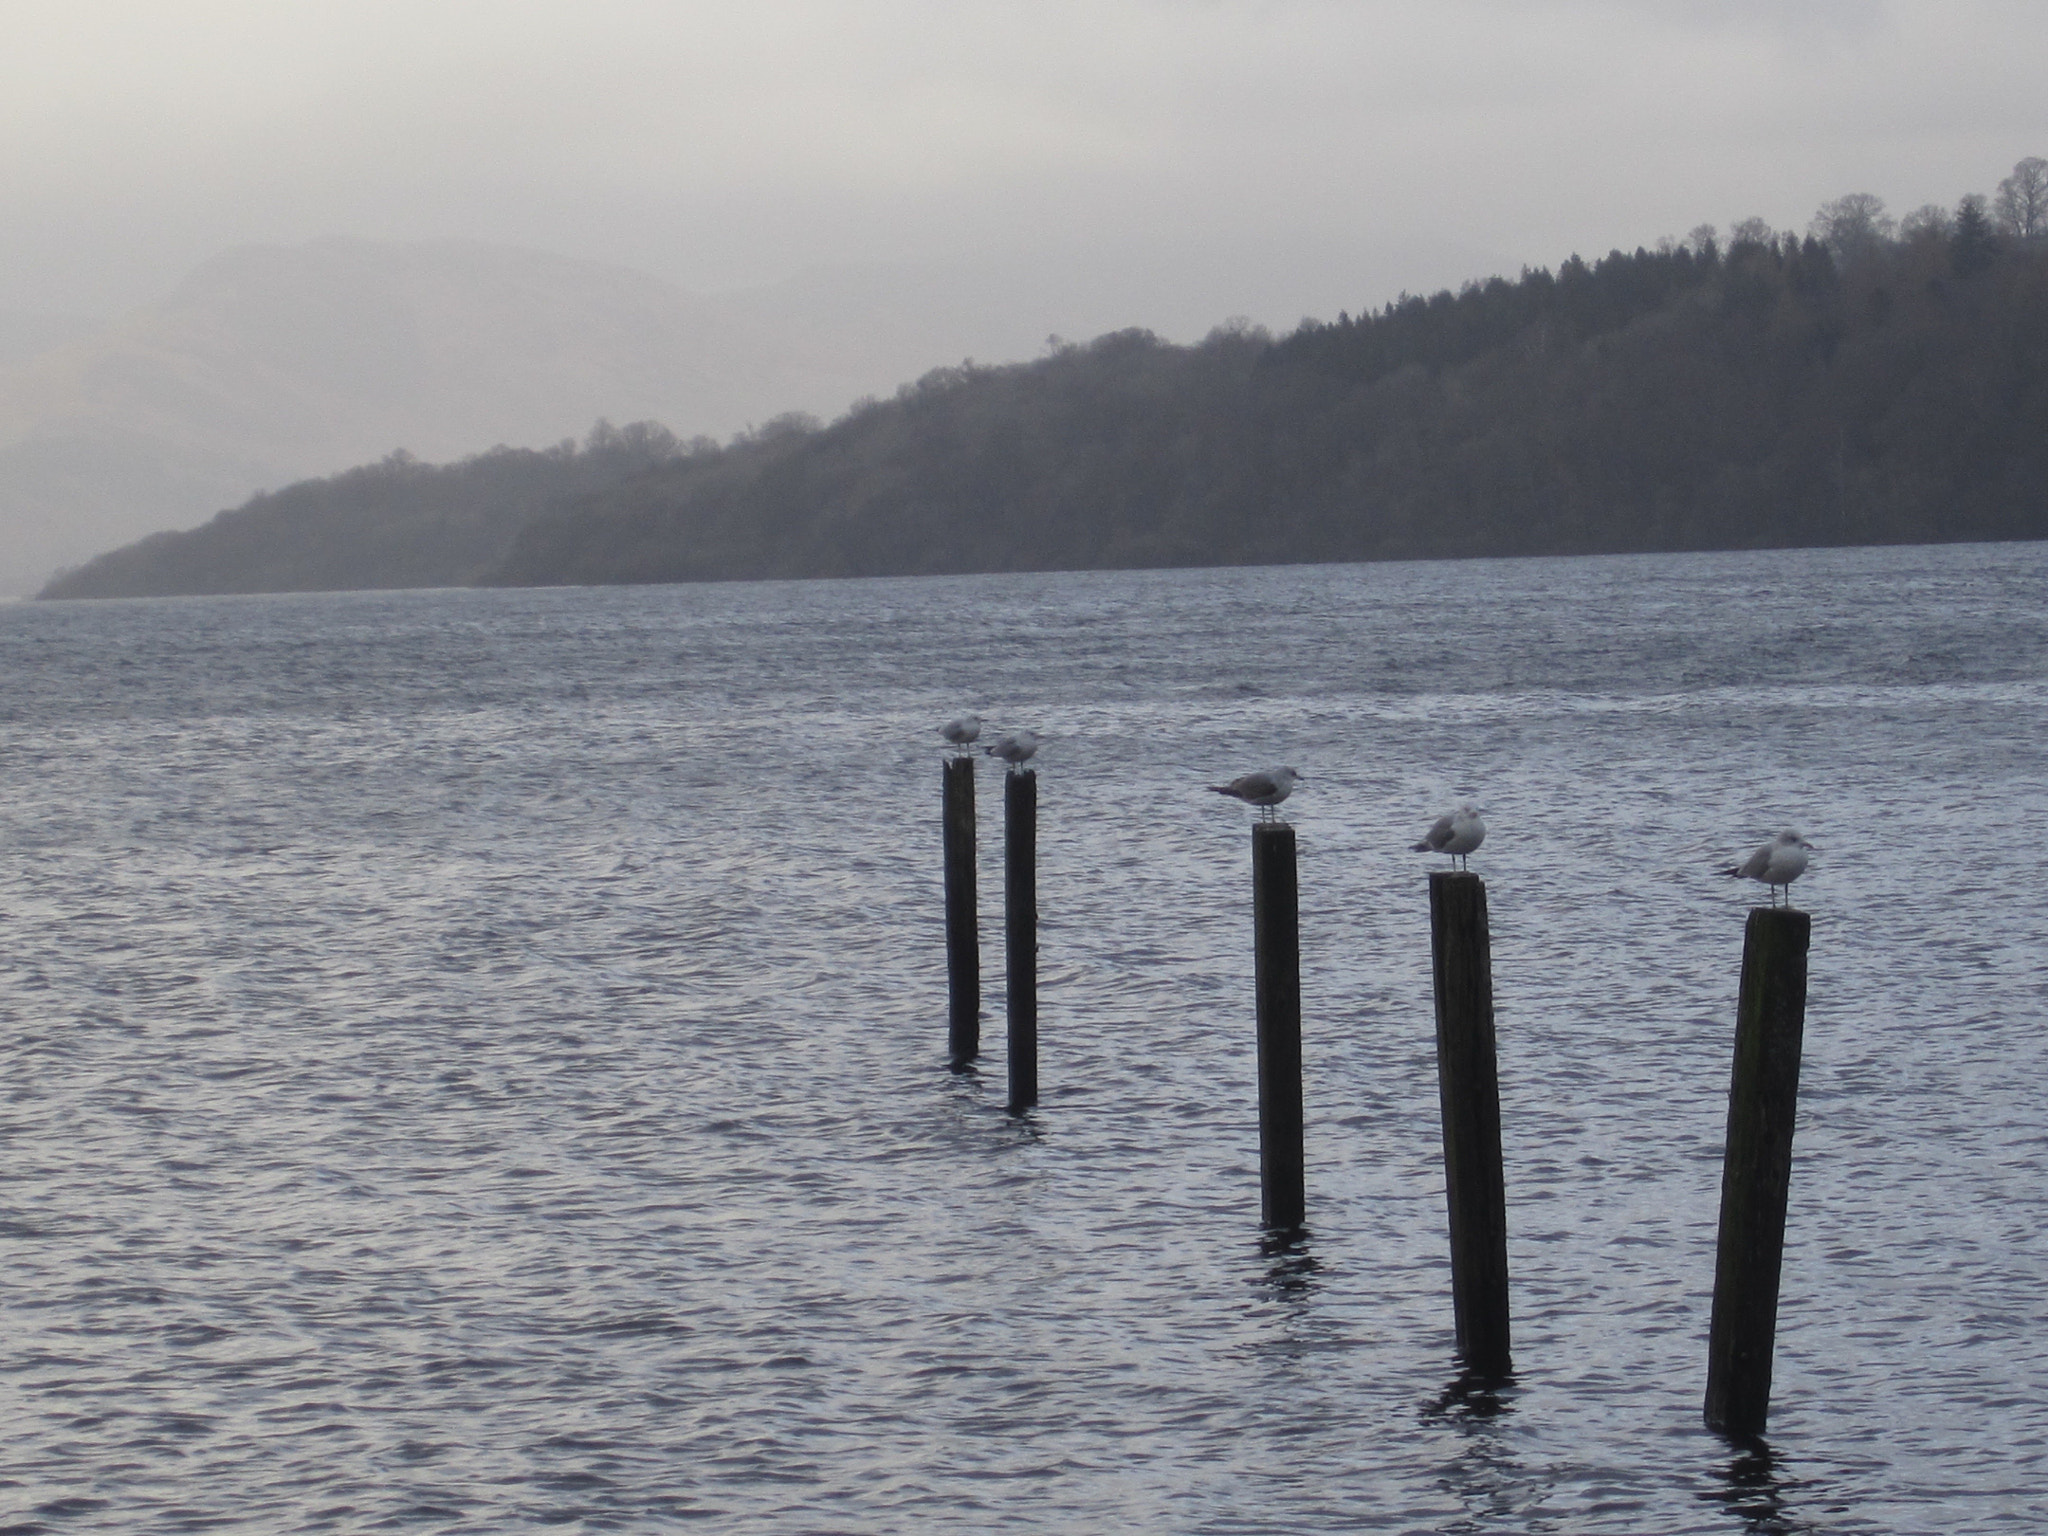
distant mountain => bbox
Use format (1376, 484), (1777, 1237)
(41, 225), (2048, 601)
(0, 238), (838, 595)
(1, 229), (1493, 596)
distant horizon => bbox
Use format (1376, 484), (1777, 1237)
(2, 134), (2041, 598)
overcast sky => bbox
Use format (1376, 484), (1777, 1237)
(4, 0), (2043, 342)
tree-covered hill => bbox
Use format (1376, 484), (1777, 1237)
(493, 220), (2047, 585)
(40, 165), (2048, 599)
(39, 422), (687, 598)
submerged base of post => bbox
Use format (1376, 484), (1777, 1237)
(1253, 822), (1304, 1232)
(1704, 906), (1811, 1439)
(1427, 870), (1512, 1380)
(1005, 769), (1038, 1111)
(943, 755), (979, 1064)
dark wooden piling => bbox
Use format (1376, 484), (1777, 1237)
(1004, 768), (1038, 1111)
(1252, 822), (1305, 1231)
(1427, 870), (1512, 1380)
(1705, 907), (1811, 1439)
(942, 755), (979, 1064)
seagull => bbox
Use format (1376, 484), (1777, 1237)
(984, 729), (1041, 771)
(1209, 767), (1303, 822)
(1413, 805), (1486, 869)
(1723, 831), (1815, 907)
(939, 714), (982, 753)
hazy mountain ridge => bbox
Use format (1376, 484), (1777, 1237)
(37, 424), (687, 600)
(0, 238), (976, 596)
(40, 215), (2048, 600)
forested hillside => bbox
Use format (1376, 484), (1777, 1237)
(40, 422), (687, 598)
(42, 167), (2048, 599)
(494, 213), (2048, 585)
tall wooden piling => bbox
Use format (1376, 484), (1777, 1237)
(1705, 907), (1811, 1439)
(1252, 822), (1305, 1232)
(942, 755), (979, 1064)
(1004, 768), (1038, 1111)
(1427, 870), (1512, 1380)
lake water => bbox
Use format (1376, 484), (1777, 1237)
(2, 543), (2045, 1533)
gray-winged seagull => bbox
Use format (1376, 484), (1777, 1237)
(1414, 805), (1486, 869)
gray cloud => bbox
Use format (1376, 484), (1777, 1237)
(0, 2), (2039, 333)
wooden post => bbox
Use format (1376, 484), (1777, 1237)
(942, 755), (979, 1064)
(1252, 822), (1305, 1232)
(1705, 907), (1811, 1439)
(1427, 870), (1512, 1380)
(1004, 768), (1038, 1111)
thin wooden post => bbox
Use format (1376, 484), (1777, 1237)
(1427, 870), (1512, 1380)
(1705, 907), (1811, 1439)
(1252, 822), (1304, 1231)
(1004, 768), (1038, 1111)
(942, 755), (979, 1064)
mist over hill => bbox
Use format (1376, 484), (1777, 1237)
(38, 423), (686, 599)
(41, 180), (2048, 601)
(0, 238), (1043, 597)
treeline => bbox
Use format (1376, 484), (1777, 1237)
(42, 162), (2048, 598)
(38, 421), (689, 599)
(493, 202), (2048, 584)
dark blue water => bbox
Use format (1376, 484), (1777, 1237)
(2, 543), (2045, 1533)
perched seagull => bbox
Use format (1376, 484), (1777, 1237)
(939, 714), (982, 753)
(1209, 767), (1303, 822)
(1413, 805), (1486, 869)
(1723, 831), (1816, 907)
(984, 729), (1041, 770)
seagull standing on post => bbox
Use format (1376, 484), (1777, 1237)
(1414, 805), (1486, 869)
(1723, 831), (1815, 907)
(939, 714), (982, 754)
(984, 729), (1041, 772)
(1209, 767), (1303, 822)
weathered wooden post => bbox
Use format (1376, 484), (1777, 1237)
(942, 754), (979, 1064)
(1705, 907), (1811, 1439)
(1252, 822), (1305, 1231)
(1427, 870), (1512, 1380)
(1004, 768), (1038, 1111)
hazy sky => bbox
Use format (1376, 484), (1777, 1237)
(4, 0), (2043, 340)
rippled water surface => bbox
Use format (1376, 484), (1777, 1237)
(3, 544), (2046, 1533)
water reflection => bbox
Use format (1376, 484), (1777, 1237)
(1701, 1440), (1814, 1534)
(1423, 1366), (1526, 1527)
(1258, 1228), (1319, 1299)
(1423, 1367), (1518, 1425)
(1002, 1105), (1045, 1141)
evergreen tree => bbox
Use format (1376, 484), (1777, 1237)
(1953, 194), (1999, 276)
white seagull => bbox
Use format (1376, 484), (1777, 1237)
(984, 729), (1041, 770)
(1209, 767), (1303, 822)
(939, 714), (982, 753)
(1413, 805), (1486, 869)
(1723, 831), (1815, 907)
